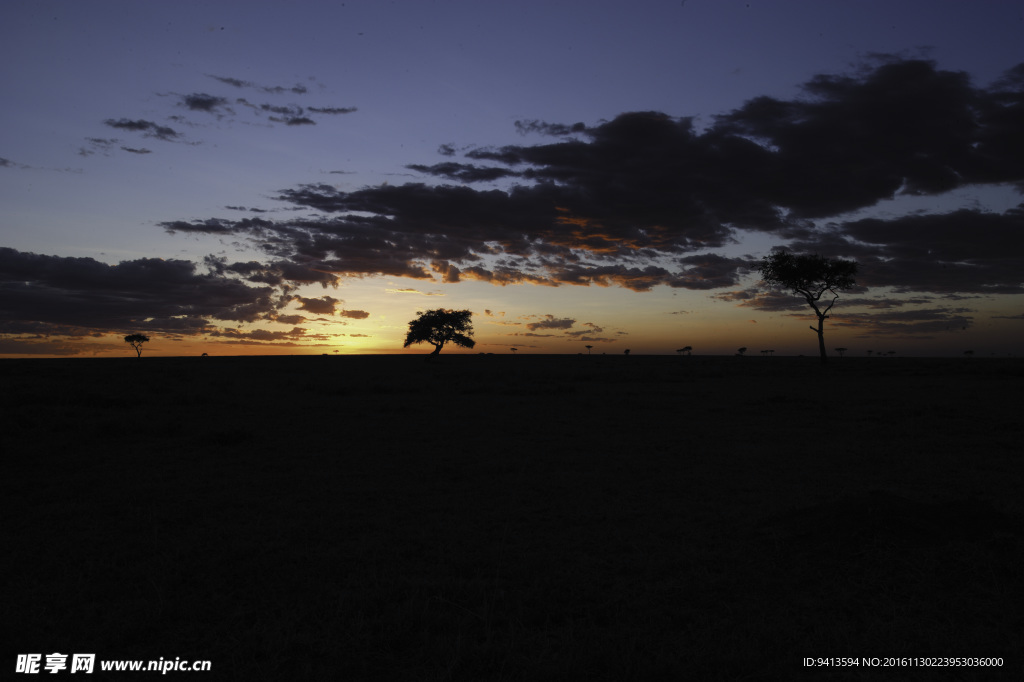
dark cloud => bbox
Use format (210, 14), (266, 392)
(231, 99), (319, 127)
(274, 116), (316, 126)
(1, 156), (31, 169)
(202, 255), (340, 290)
(565, 322), (606, 338)
(566, 323), (606, 338)
(120, 147), (152, 155)
(841, 296), (937, 309)
(259, 103), (304, 116)
(226, 101), (354, 126)
(717, 287), (977, 338)
(294, 295), (340, 315)
(182, 93), (230, 113)
(132, 82), (356, 134)
(273, 314), (307, 325)
(79, 138), (119, 156)
(832, 308), (975, 337)
(103, 118), (180, 141)
(340, 309), (370, 319)
(308, 106), (358, 115)
(526, 315), (575, 331)
(675, 254), (756, 289)
(0, 247), (278, 337)
(209, 75), (251, 89)
(159, 58), (1022, 300)
(0, 337), (82, 355)
(208, 74), (309, 95)
(713, 289), (810, 312)
(208, 326), (313, 342)
(514, 119), (588, 136)
(385, 287), (443, 295)
(406, 162), (519, 183)
(268, 84), (308, 95)
(165, 218), (241, 235)
(715, 58), (1024, 216)
(157, 109), (773, 290)
(782, 206), (1024, 294)
(229, 100), (322, 126)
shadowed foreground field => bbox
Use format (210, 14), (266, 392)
(3, 355), (1023, 680)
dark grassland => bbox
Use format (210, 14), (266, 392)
(3, 355), (1022, 680)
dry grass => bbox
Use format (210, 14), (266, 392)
(3, 355), (1022, 680)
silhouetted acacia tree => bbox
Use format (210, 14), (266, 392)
(124, 334), (149, 358)
(737, 347), (747, 357)
(758, 251), (858, 364)
(835, 347), (848, 357)
(585, 345), (593, 354)
(403, 309), (475, 355)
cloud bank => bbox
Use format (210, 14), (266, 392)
(0, 248), (309, 339)
(160, 58), (1024, 298)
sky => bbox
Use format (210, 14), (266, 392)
(2, 0), (1022, 358)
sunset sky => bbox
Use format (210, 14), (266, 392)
(2, 0), (1022, 357)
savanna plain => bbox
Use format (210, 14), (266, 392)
(3, 354), (1022, 680)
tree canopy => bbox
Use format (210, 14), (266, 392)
(759, 252), (858, 296)
(758, 251), (858, 363)
(403, 309), (475, 355)
(124, 333), (150, 358)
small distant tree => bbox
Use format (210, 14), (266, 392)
(683, 345), (692, 356)
(758, 251), (858, 364)
(761, 349), (775, 357)
(737, 347), (747, 357)
(867, 350), (873, 357)
(403, 309), (475, 355)
(510, 347), (518, 355)
(124, 334), (149, 358)
(585, 345), (593, 355)
(624, 349), (630, 356)
(964, 350), (974, 357)
(835, 347), (848, 357)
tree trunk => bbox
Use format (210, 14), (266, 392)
(431, 343), (443, 355)
(815, 315), (827, 364)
